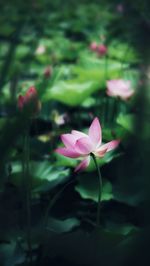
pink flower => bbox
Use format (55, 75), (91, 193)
(89, 42), (98, 51)
(55, 117), (120, 172)
(116, 4), (124, 13)
(89, 42), (107, 56)
(97, 44), (107, 56)
(35, 45), (46, 55)
(106, 79), (134, 100)
(44, 66), (53, 78)
(18, 86), (41, 115)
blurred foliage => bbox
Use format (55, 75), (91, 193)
(0, 0), (150, 266)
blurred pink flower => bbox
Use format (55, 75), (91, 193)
(90, 42), (107, 56)
(55, 117), (120, 172)
(106, 79), (134, 100)
(89, 42), (98, 51)
(35, 45), (46, 55)
(18, 86), (41, 115)
(116, 4), (124, 13)
(97, 44), (107, 56)
(44, 66), (53, 78)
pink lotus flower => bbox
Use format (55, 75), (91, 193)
(55, 117), (120, 172)
(106, 79), (134, 100)
(97, 44), (107, 56)
(18, 86), (41, 115)
(89, 42), (98, 51)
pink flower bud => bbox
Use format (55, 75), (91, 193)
(89, 42), (98, 52)
(18, 95), (26, 110)
(18, 86), (41, 115)
(25, 86), (37, 100)
(116, 4), (124, 13)
(44, 66), (53, 78)
(97, 44), (107, 56)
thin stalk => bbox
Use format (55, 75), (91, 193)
(24, 128), (32, 265)
(91, 154), (102, 227)
(120, 46), (129, 75)
(110, 98), (117, 125)
(104, 55), (108, 80)
(43, 180), (75, 228)
(108, 97), (120, 126)
(102, 55), (108, 127)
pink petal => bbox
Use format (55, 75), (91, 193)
(25, 86), (37, 100)
(98, 139), (120, 153)
(89, 42), (98, 51)
(55, 147), (80, 158)
(75, 137), (94, 155)
(106, 80), (118, 96)
(97, 44), (107, 56)
(106, 89), (115, 97)
(61, 134), (78, 148)
(71, 130), (88, 138)
(106, 80), (134, 100)
(88, 117), (102, 146)
(95, 148), (107, 157)
(18, 95), (25, 110)
(75, 156), (90, 172)
(120, 90), (134, 100)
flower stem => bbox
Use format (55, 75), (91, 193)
(91, 154), (102, 227)
(24, 128), (32, 265)
(43, 180), (75, 228)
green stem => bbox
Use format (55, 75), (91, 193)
(105, 55), (108, 80)
(109, 97), (120, 126)
(24, 128), (32, 265)
(91, 154), (102, 227)
(43, 180), (75, 228)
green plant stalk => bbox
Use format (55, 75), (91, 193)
(110, 98), (116, 125)
(105, 55), (108, 80)
(24, 128), (32, 265)
(91, 154), (102, 227)
(108, 97), (120, 126)
(43, 180), (75, 228)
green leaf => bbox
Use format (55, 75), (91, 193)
(75, 173), (114, 202)
(0, 240), (25, 266)
(42, 58), (129, 106)
(42, 79), (99, 106)
(108, 42), (140, 63)
(117, 114), (135, 133)
(10, 161), (70, 192)
(46, 217), (80, 233)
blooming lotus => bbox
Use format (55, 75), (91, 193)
(55, 117), (120, 172)
(106, 79), (134, 100)
(18, 86), (41, 115)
